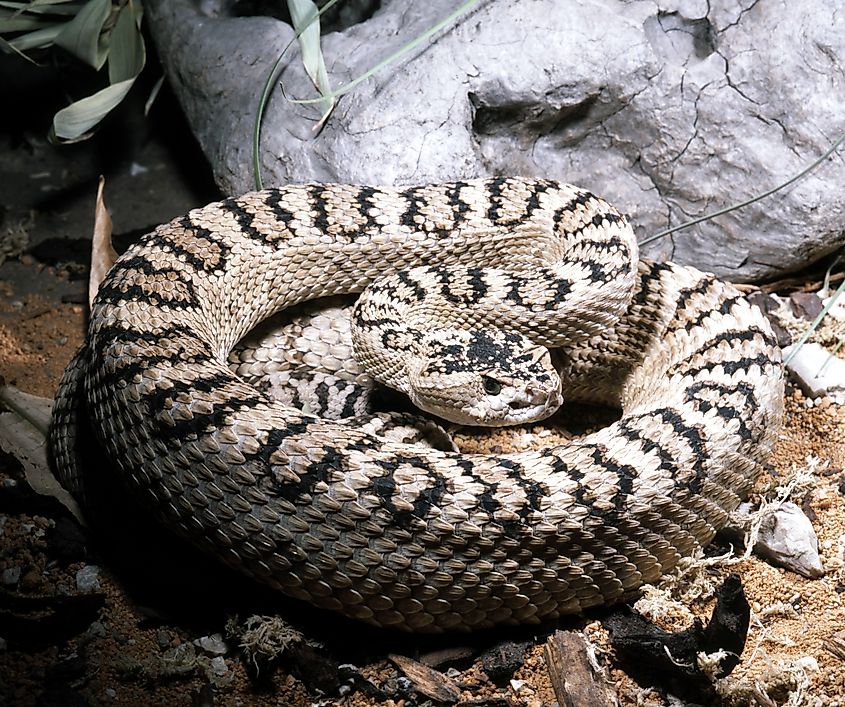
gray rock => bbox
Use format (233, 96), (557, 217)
(789, 292), (824, 321)
(1, 567), (20, 586)
(209, 655), (228, 677)
(783, 342), (845, 404)
(144, 0), (845, 281)
(194, 632), (229, 657)
(86, 621), (107, 639)
(75, 565), (101, 592)
(0, 636), (6, 651)
(754, 502), (825, 579)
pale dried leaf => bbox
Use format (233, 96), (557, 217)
(0, 385), (85, 524)
(53, 0), (111, 69)
(89, 175), (116, 308)
(52, 76), (135, 141)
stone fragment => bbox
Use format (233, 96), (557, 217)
(783, 343), (845, 404)
(194, 633), (229, 657)
(747, 292), (792, 347)
(753, 502), (825, 579)
(1, 567), (21, 586)
(75, 565), (101, 592)
(789, 292), (824, 321)
(209, 656), (228, 676)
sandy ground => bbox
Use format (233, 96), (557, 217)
(1, 54), (844, 707)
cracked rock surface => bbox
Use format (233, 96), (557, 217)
(145, 0), (845, 281)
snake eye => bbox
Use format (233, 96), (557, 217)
(482, 376), (501, 395)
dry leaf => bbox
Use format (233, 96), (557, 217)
(89, 175), (117, 308)
(0, 385), (86, 525)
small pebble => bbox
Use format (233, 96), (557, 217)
(1, 567), (21, 586)
(75, 565), (101, 592)
(754, 502), (825, 579)
(789, 291), (823, 320)
(211, 655), (229, 677)
(0, 636), (7, 651)
(194, 632), (228, 656)
(105, 687), (116, 699)
(2, 479), (17, 488)
(86, 621), (107, 639)
(157, 630), (172, 650)
(784, 342), (845, 404)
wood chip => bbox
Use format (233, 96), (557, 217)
(389, 653), (461, 703)
(826, 630), (845, 662)
(544, 630), (617, 707)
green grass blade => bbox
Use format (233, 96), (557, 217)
(0, 1), (84, 15)
(107, 0), (143, 84)
(288, 0), (483, 105)
(0, 12), (55, 31)
(783, 276), (845, 367)
(252, 0), (341, 189)
(5, 21), (62, 50)
(144, 73), (164, 116)
(53, 0), (111, 69)
(51, 76), (134, 141)
(287, 0), (334, 120)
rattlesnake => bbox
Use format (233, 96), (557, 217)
(50, 178), (784, 632)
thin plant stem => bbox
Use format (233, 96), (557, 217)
(252, 0), (341, 190)
(639, 129), (845, 247)
(287, 0), (483, 105)
(783, 276), (845, 367)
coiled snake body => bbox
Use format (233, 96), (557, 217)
(51, 178), (784, 632)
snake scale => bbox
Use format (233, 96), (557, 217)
(51, 178), (784, 632)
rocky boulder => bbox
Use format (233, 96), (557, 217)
(144, 0), (845, 281)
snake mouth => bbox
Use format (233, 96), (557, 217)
(510, 387), (563, 411)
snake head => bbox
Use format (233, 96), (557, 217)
(407, 329), (563, 426)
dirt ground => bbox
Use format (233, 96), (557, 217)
(1, 56), (844, 707)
